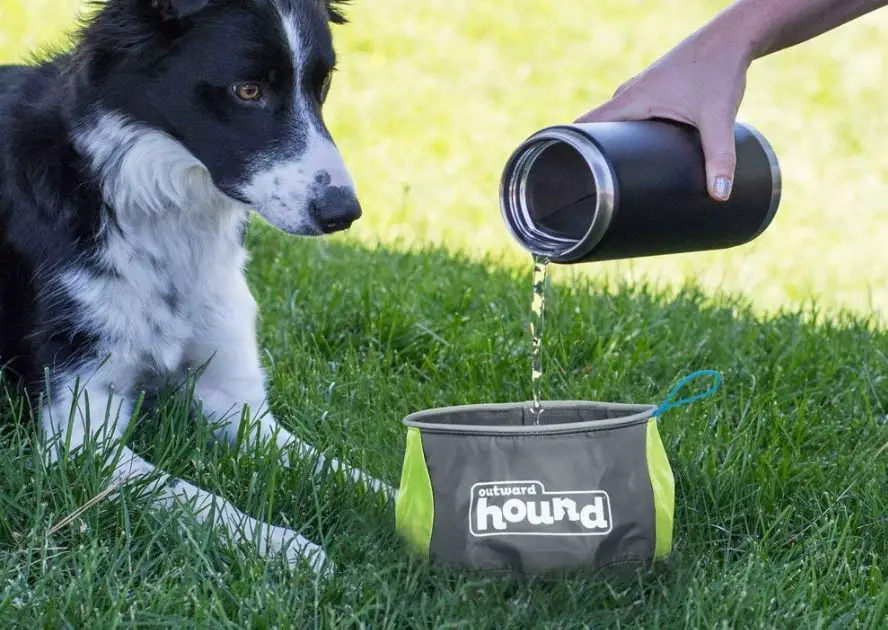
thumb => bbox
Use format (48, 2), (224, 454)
(698, 115), (737, 201)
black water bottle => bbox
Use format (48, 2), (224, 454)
(498, 120), (781, 263)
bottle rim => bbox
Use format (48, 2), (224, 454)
(499, 125), (616, 262)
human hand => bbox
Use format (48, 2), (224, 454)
(576, 27), (754, 201)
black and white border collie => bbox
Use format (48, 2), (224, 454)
(0, 0), (392, 577)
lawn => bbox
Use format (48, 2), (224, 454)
(1, 0), (888, 628)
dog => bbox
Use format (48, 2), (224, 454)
(0, 0), (393, 578)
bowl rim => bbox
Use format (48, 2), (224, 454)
(402, 400), (658, 435)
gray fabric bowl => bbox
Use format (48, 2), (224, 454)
(394, 400), (674, 575)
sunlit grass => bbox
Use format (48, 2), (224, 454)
(2, 0), (885, 317)
(325, 0), (888, 319)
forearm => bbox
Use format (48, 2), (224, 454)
(703, 0), (888, 60)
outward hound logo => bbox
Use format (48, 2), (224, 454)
(469, 481), (613, 537)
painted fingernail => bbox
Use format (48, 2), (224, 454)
(714, 176), (732, 200)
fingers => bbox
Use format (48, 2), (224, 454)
(697, 112), (737, 201)
(576, 75), (739, 203)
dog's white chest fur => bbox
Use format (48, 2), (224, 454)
(61, 208), (249, 384)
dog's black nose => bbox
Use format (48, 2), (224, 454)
(311, 187), (362, 234)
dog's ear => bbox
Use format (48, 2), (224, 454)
(145, 0), (212, 21)
(326, 0), (350, 24)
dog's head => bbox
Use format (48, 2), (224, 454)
(76, 0), (360, 235)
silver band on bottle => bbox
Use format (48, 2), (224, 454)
(737, 121), (782, 240)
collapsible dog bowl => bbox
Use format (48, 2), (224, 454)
(395, 371), (721, 575)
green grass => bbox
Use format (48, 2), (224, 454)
(2, 236), (888, 627)
(1, 0), (888, 627)
(1, 0), (887, 317)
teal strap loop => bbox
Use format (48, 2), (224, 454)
(654, 370), (722, 416)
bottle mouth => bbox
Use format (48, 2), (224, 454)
(499, 126), (616, 261)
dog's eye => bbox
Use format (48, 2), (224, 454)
(233, 83), (263, 102)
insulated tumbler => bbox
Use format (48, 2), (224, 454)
(499, 120), (781, 263)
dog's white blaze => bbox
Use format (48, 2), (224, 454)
(279, 8), (355, 189)
(238, 9), (357, 233)
(278, 10), (354, 184)
(280, 9), (306, 68)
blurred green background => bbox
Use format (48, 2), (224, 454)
(1, 0), (886, 318)
(2, 4), (887, 626)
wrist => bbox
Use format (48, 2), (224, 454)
(686, 9), (757, 73)
(702, 0), (775, 62)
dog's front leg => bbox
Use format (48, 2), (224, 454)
(188, 283), (395, 502)
(39, 369), (331, 576)
(39, 371), (136, 464)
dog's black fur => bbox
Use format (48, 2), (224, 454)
(0, 0), (353, 394)
(0, 0), (384, 576)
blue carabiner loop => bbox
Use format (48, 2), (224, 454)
(654, 370), (723, 417)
